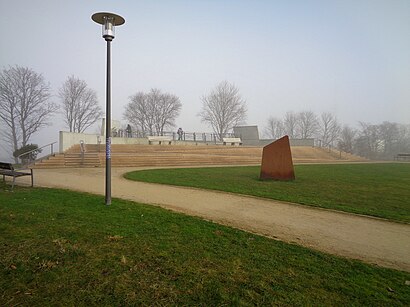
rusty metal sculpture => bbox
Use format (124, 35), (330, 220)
(260, 135), (295, 180)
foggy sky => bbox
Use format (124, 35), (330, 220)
(1, 0), (409, 160)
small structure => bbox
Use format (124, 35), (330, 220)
(260, 135), (295, 181)
(222, 137), (242, 146)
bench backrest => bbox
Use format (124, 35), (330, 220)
(0, 162), (14, 171)
(148, 136), (172, 141)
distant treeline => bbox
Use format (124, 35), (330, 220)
(264, 111), (410, 160)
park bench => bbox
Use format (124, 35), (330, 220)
(222, 137), (242, 146)
(0, 162), (33, 190)
(147, 136), (173, 145)
(394, 153), (410, 161)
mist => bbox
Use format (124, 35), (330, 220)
(1, 0), (409, 160)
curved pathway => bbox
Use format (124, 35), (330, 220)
(17, 167), (410, 272)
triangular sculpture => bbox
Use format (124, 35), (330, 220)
(260, 135), (295, 180)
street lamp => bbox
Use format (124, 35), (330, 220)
(92, 12), (125, 205)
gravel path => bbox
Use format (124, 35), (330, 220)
(15, 167), (410, 272)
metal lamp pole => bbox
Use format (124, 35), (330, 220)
(92, 12), (125, 205)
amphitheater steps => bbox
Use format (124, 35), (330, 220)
(32, 154), (66, 168)
(32, 144), (366, 168)
(33, 153), (101, 168)
(64, 153), (101, 168)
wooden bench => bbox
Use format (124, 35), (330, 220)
(394, 153), (410, 161)
(147, 136), (173, 145)
(0, 162), (33, 190)
(222, 137), (242, 146)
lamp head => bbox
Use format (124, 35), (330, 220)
(92, 12), (125, 41)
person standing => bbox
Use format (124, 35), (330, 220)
(177, 127), (183, 140)
(126, 124), (132, 138)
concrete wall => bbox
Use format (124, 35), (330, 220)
(59, 131), (147, 152)
(101, 118), (122, 136)
(233, 125), (260, 141)
(59, 130), (316, 152)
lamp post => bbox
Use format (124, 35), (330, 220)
(92, 12), (125, 205)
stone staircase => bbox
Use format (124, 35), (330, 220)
(32, 144), (366, 168)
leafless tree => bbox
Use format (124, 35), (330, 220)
(318, 112), (341, 147)
(297, 110), (319, 139)
(0, 66), (55, 161)
(337, 125), (356, 153)
(59, 76), (103, 133)
(283, 111), (298, 138)
(378, 121), (399, 156)
(124, 88), (181, 136)
(355, 122), (381, 159)
(357, 121), (410, 159)
(198, 81), (247, 140)
(264, 117), (284, 139)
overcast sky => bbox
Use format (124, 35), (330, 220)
(1, 0), (409, 159)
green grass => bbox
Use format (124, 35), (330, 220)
(124, 163), (410, 223)
(1, 183), (410, 306)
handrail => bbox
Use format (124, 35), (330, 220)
(17, 141), (57, 159)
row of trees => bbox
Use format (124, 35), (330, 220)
(123, 81), (247, 140)
(0, 66), (103, 161)
(1, 66), (246, 162)
(345, 122), (410, 159)
(1, 65), (408, 161)
(264, 112), (410, 159)
(265, 111), (341, 146)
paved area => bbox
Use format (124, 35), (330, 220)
(11, 167), (410, 272)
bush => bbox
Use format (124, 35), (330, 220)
(13, 144), (42, 163)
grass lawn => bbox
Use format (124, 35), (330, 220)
(124, 163), (410, 223)
(1, 183), (410, 306)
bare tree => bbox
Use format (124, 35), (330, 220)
(297, 110), (319, 139)
(378, 121), (399, 156)
(198, 81), (247, 140)
(0, 66), (55, 161)
(355, 122), (381, 159)
(59, 76), (103, 133)
(318, 112), (341, 147)
(396, 124), (410, 154)
(283, 111), (298, 138)
(124, 88), (181, 136)
(337, 125), (356, 153)
(264, 117), (284, 139)
(359, 121), (410, 159)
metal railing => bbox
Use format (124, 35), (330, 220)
(124, 130), (236, 143)
(17, 141), (57, 166)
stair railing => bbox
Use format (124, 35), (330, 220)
(17, 141), (57, 167)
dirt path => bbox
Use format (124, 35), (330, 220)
(14, 167), (410, 272)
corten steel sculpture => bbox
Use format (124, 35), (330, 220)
(260, 135), (295, 180)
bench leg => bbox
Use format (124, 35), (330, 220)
(31, 169), (34, 187)
(12, 176), (16, 191)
